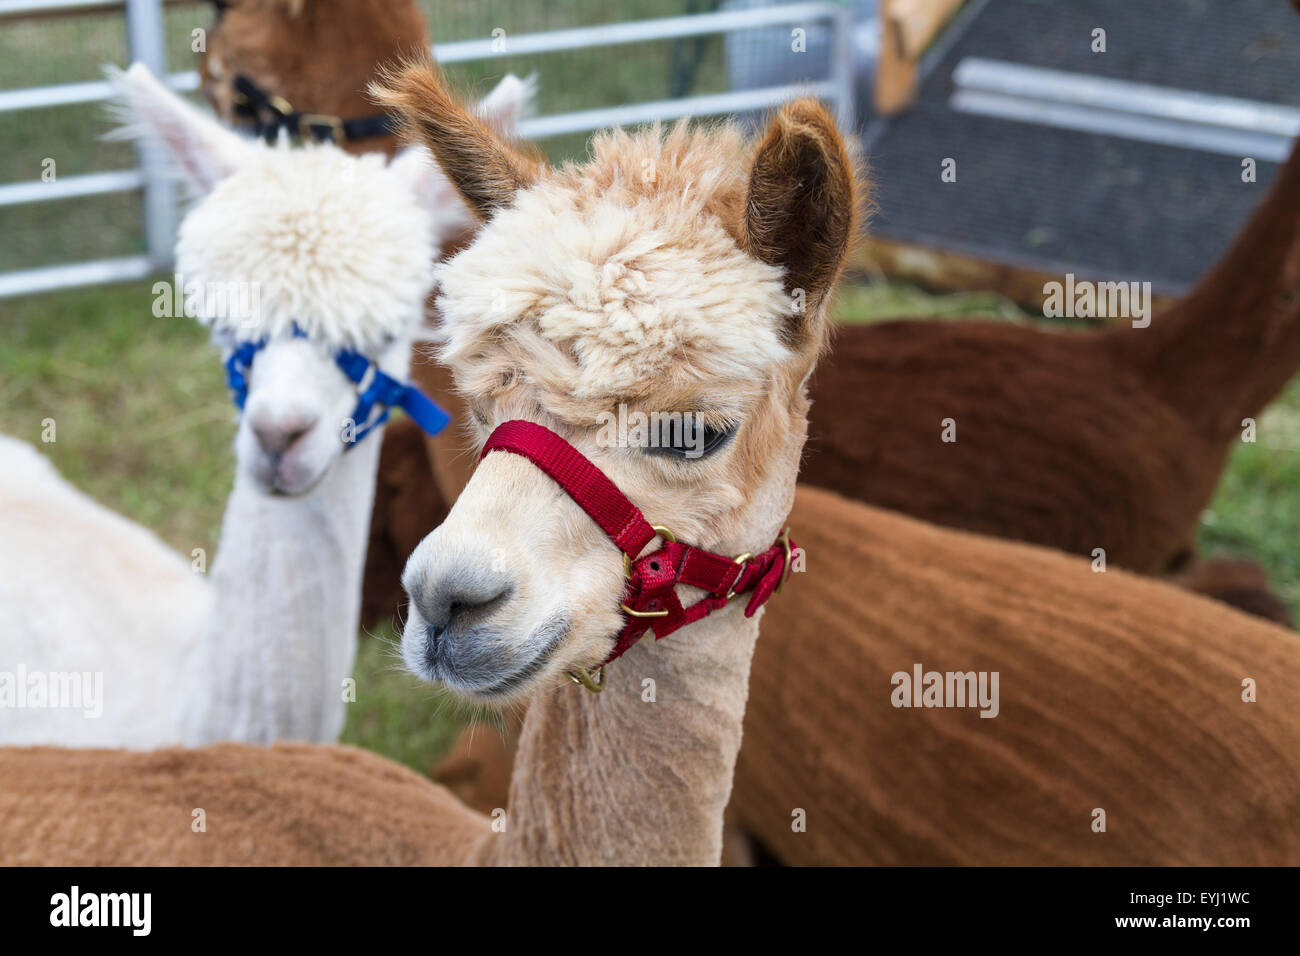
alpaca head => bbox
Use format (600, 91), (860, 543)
(112, 63), (531, 495)
(376, 64), (863, 700)
(197, 0), (430, 156)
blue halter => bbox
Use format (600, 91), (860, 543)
(223, 325), (450, 448)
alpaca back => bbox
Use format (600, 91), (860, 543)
(804, 321), (1226, 574)
(0, 436), (209, 746)
(732, 485), (1300, 865)
(0, 742), (488, 865)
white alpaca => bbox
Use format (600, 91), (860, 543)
(0, 63), (532, 748)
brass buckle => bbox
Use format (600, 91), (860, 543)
(724, 551), (753, 602)
(299, 113), (346, 143)
(775, 527), (793, 593)
(567, 665), (605, 693)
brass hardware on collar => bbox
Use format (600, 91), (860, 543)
(568, 666), (606, 693)
(622, 524), (676, 579)
(300, 113), (346, 143)
(268, 93), (295, 116)
(725, 551), (753, 602)
(621, 602), (669, 618)
(775, 527), (793, 593)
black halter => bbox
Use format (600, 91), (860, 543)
(231, 74), (400, 146)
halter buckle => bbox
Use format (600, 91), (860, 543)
(725, 551), (753, 602)
(567, 666), (606, 693)
(300, 113), (346, 143)
(775, 527), (793, 593)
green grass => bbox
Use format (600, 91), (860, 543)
(1199, 378), (1300, 616)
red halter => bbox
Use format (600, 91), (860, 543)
(481, 420), (796, 681)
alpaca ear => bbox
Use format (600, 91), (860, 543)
(474, 73), (537, 137)
(388, 145), (466, 221)
(109, 62), (255, 194)
(741, 99), (860, 338)
(371, 59), (545, 222)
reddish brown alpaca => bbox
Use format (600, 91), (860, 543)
(199, 0), (426, 159)
(803, 137), (1300, 583)
(198, 0), (478, 510)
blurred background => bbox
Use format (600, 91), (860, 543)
(2, 0), (1298, 770)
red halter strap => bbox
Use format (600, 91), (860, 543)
(481, 420), (796, 666)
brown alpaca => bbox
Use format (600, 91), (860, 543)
(198, 0), (428, 159)
(0, 70), (863, 867)
(730, 487), (1300, 865)
(803, 132), (1300, 579)
(3, 488), (1297, 865)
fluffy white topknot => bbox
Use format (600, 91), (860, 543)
(176, 143), (435, 351)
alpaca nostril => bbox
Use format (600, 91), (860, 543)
(252, 418), (317, 457)
(412, 578), (513, 634)
(423, 623), (446, 668)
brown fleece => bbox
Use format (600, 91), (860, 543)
(433, 485), (1300, 865)
(0, 743), (487, 865)
(1170, 557), (1293, 628)
(729, 486), (1300, 865)
(361, 416), (448, 629)
(198, 0), (429, 158)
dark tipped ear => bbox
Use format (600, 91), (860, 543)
(741, 99), (862, 337)
(371, 59), (545, 222)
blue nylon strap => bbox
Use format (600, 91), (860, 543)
(221, 329), (450, 449)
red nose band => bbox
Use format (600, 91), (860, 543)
(481, 420), (797, 673)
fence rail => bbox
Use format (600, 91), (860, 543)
(0, 0), (855, 299)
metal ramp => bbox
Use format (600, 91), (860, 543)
(860, 0), (1300, 298)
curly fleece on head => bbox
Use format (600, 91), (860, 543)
(176, 143), (435, 351)
(434, 122), (794, 405)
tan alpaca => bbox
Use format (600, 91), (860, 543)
(0, 69), (859, 866)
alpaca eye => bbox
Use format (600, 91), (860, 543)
(647, 419), (735, 460)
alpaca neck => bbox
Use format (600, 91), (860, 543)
(177, 431), (383, 745)
(1125, 143), (1300, 437)
(474, 599), (762, 866)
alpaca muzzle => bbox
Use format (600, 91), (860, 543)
(480, 419), (797, 692)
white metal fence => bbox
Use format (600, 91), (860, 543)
(0, 0), (854, 300)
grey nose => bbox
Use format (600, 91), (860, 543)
(251, 412), (318, 457)
(408, 565), (513, 638)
